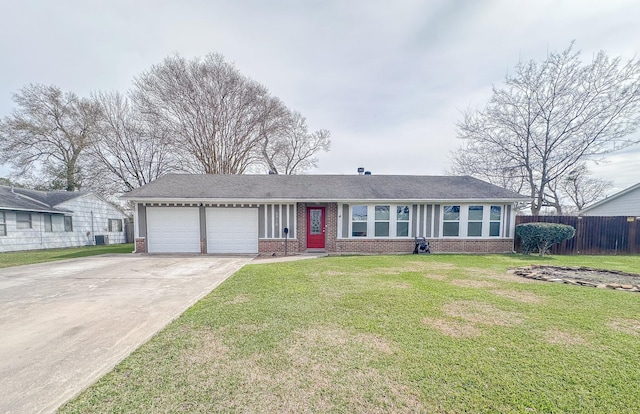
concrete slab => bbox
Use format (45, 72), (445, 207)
(0, 254), (252, 414)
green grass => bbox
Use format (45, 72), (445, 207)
(0, 243), (134, 268)
(61, 254), (640, 413)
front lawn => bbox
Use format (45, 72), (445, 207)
(61, 254), (640, 413)
(0, 243), (134, 268)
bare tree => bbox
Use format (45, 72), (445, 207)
(0, 84), (102, 191)
(450, 43), (640, 215)
(261, 111), (331, 174)
(133, 53), (330, 175)
(560, 164), (612, 212)
(90, 91), (176, 193)
(133, 54), (269, 174)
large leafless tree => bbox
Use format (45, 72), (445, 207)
(558, 164), (612, 212)
(0, 84), (102, 191)
(90, 91), (177, 193)
(134, 54), (270, 174)
(261, 111), (330, 174)
(450, 43), (640, 215)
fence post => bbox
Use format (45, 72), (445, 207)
(576, 216), (583, 255)
(629, 217), (637, 254)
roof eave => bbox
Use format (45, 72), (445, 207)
(0, 206), (71, 214)
(121, 196), (529, 204)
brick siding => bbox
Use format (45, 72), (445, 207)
(134, 237), (146, 253)
(257, 203), (515, 255)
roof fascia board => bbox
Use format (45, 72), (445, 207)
(580, 182), (640, 213)
(123, 197), (527, 204)
(0, 207), (69, 214)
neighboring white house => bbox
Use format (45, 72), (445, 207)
(0, 185), (128, 252)
(580, 182), (640, 216)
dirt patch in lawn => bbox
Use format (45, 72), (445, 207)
(225, 294), (252, 305)
(423, 273), (447, 281)
(443, 300), (523, 327)
(179, 328), (229, 364)
(450, 279), (499, 289)
(543, 328), (587, 346)
(424, 300), (523, 339)
(422, 317), (481, 338)
(251, 325), (424, 413)
(512, 265), (640, 292)
(490, 289), (544, 304)
(607, 318), (640, 336)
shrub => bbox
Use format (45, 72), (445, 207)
(515, 222), (576, 255)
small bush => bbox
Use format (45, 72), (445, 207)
(516, 223), (576, 255)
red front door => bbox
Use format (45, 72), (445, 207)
(306, 207), (325, 249)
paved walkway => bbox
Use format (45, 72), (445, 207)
(0, 255), (252, 414)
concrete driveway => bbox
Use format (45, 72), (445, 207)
(0, 254), (252, 414)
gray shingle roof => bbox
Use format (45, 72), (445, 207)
(122, 174), (529, 202)
(0, 185), (83, 213)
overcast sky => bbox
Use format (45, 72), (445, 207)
(1, 0), (639, 194)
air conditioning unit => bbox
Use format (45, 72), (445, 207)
(94, 235), (109, 245)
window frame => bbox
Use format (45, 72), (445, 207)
(108, 218), (123, 232)
(44, 214), (53, 232)
(396, 205), (410, 237)
(442, 205), (461, 237)
(489, 205), (502, 237)
(64, 216), (73, 232)
(467, 205), (484, 238)
(351, 205), (368, 237)
(349, 204), (412, 239)
(0, 211), (6, 236)
(440, 204), (506, 238)
(374, 205), (390, 237)
(16, 212), (32, 229)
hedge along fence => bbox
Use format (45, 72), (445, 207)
(515, 222), (576, 255)
(515, 216), (640, 255)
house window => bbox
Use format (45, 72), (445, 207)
(65, 216), (73, 232)
(374, 206), (390, 237)
(467, 206), (483, 237)
(0, 212), (5, 236)
(396, 205), (410, 237)
(442, 206), (460, 237)
(490, 206), (502, 237)
(108, 219), (123, 232)
(44, 214), (53, 232)
(16, 212), (32, 229)
(351, 205), (368, 237)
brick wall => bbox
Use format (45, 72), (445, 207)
(259, 239), (300, 255)
(134, 237), (146, 253)
(334, 238), (513, 254)
(427, 239), (514, 253)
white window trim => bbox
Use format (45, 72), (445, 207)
(442, 205), (462, 237)
(440, 204), (504, 238)
(348, 204), (413, 239)
(0, 211), (6, 236)
(16, 212), (32, 229)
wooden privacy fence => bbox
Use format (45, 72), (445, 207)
(514, 216), (640, 255)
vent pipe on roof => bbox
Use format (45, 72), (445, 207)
(364, 171), (372, 175)
(357, 167), (365, 175)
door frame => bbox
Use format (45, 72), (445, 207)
(306, 206), (326, 249)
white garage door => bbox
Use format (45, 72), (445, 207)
(206, 208), (258, 254)
(146, 207), (200, 253)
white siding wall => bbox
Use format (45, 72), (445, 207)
(0, 194), (128, 252)
(581, 187), (640, 216)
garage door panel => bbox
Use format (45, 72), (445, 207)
(147, 207), (200, 253)
(206, 208), (258, 254)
